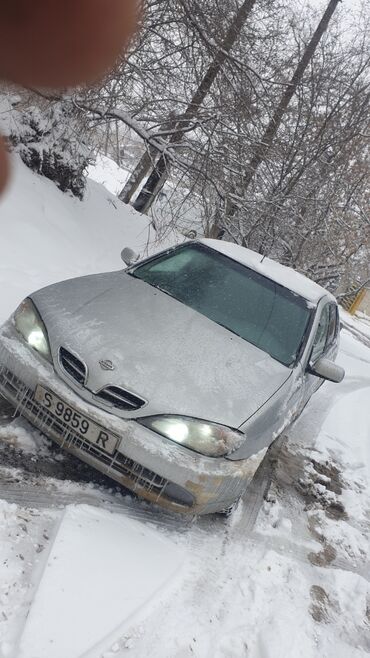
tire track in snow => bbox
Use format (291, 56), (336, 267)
(227, 434), (288, 538)
(0, 481), (120, 510)
(220, 431), (370, 582)
(0, 471), (191, 533)
(249, 529), (370, 581)
(341, 320), (370, 349)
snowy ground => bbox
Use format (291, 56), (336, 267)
(0, 157), (369, 658)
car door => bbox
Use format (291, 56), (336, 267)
(302, 301), (339, 404)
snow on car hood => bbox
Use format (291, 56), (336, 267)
(31, 270), (291, 428)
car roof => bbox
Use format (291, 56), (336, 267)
(198, 239), (335, 305)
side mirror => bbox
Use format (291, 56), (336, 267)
(183, 229), (197, 239)
(307, 357), (345, 383)
(121, 247), (138, 266)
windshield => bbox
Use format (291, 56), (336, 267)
(132, 244), (311, 366)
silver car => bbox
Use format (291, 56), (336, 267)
(0, 239), (344, 514)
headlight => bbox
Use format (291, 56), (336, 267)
(137, 415), (245, 457)
(13, 298), (52, 363)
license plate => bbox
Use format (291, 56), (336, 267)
(35, 385), (118, 455)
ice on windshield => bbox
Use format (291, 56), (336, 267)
(132, 244), (311, 366)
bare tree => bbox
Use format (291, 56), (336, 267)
(241, 0), (342, 192)
(130, 0), (259, 213)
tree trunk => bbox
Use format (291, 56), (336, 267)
(242, 0), (341, 192)
(104, 121), (110, 156)
(133, 0), (258, 214)
(115, 120), (121, 166)
(119, 145), (158, 204)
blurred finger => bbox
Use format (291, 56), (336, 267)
(0, 1), (139, 194)
(0, 0), (139, 87)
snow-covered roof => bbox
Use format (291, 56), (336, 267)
(199, 239), (335, 305)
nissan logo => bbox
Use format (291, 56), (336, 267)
(99, 359), (115, 371)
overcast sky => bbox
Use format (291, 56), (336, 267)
(294, 0), (365, 37)
(307, 0), (362, 8)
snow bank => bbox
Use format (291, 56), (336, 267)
(17, 505), (184, 658)
(0, 155), (176, 324)
(87, 154), (131, 197)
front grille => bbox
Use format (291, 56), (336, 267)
(59, 347), (87, 385)
(59, 347), (146, 411)
(95, 386), (146, 411)
(0, 367), (170, 500)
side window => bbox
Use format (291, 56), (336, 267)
(310, 305), (330, 363)
(326, 304), (338, 348)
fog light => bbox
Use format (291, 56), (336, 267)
(163, 482), (194, 507)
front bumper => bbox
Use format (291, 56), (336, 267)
(0, 323), (262, 515)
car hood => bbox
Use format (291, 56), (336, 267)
(32, 271), (291, 428)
